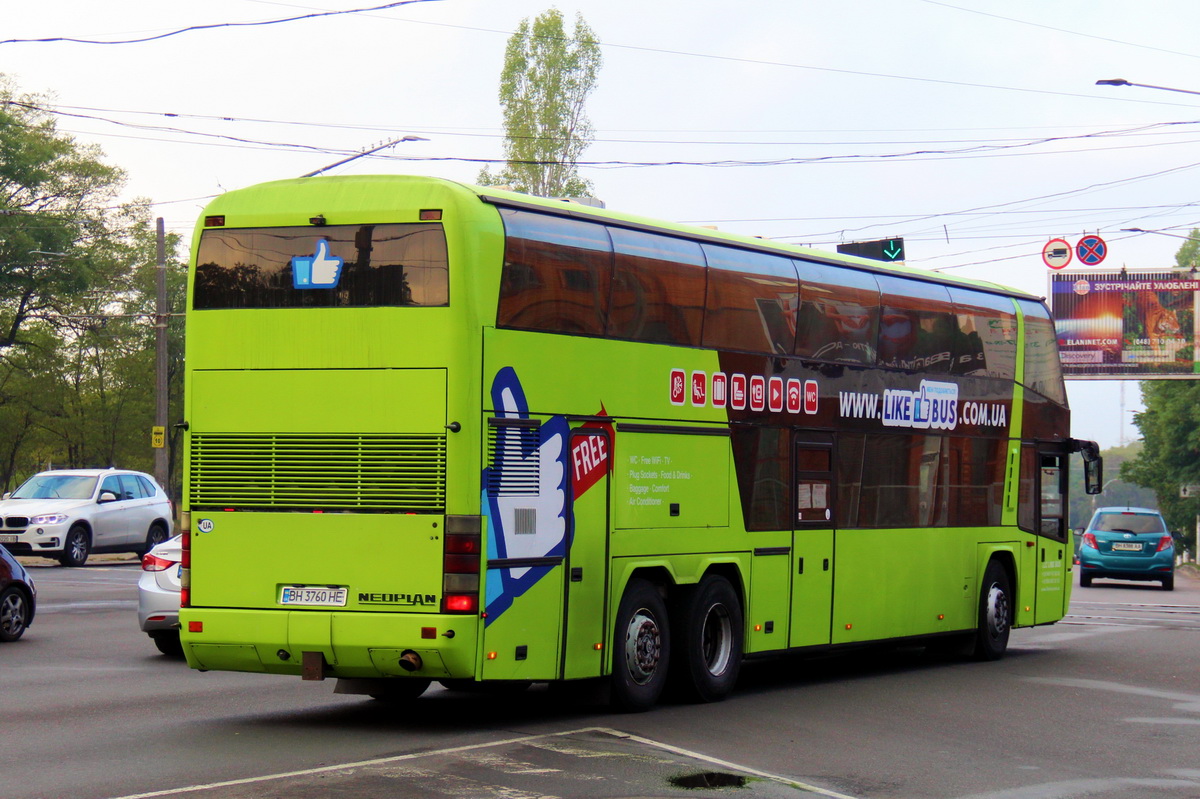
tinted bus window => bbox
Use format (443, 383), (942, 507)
(731, 426), (790, 531)
(794, 260), (879, 364)
(857, 434), (946, 527)
(702, 246), (799, 355)
(948, 288), (1017, 379)
(1017, 299), (1067, 406)
(945, 436), (1006, 526)
(607, 227), (706, 346)
(194, 224), (448, 309)
(498, 209), (613, 336)
(874, 275), (957, 373)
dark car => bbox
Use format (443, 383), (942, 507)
(1079, 506), (1175, 590)
(0, 544), (36, 641)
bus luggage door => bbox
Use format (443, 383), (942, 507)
(791, 434), (835, 648)
(560, 427), (611, 679)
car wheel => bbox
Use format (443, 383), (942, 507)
(972, 560), (1011, 661)
(139, 522), (170, 557)
(669, 575), (743, 703)
(150, 630), (184, 657)
(59, 525), (90, 567)
(369, 679), (431, 702)
(1080, 572), (1092, 588)
(610, 578), (670, 712)
(1162, 574), (1175, 591)
(0, 587), (31, 642)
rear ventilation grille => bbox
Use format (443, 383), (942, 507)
(190, 434), (446, 512)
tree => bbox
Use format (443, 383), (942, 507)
(0, 76), (187, 492)
(477, 8), (602, 198)
(1121, 380), (1200, 545)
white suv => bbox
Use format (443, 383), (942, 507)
(0, 469), (174, 567)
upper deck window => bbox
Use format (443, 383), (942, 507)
(193, 224), (448, 309)
(497, 209), (613, 336)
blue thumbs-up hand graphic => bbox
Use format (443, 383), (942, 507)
(292, 240), (343, 289)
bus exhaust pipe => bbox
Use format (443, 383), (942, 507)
(398, 650), (423, 672)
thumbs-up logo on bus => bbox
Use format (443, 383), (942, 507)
(292, 240), (344, 289)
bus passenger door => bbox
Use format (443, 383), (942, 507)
(790, 435), (835, 648)
(561, 427), (611, 679)
(1033, 445), (1069, 624)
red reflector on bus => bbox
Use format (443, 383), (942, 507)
(188, 621), (203, 633)
(420, 209), (443, 221)
(205, 215), (225, 227)
(445, 533), (481, 555)
(421, 627), (436, 639)
(444, 554), (480, 574)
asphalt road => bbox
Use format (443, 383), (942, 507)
(5, 558), (1200, 799)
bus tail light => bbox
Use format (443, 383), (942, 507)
(443, 516), (481, 614)
(1156, 535), (1174, 552)
(180, 513), (191, 608)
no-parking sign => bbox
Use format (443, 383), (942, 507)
(1076, 234), (1107, 266)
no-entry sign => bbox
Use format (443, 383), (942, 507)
(1042, 238), (1072, 269)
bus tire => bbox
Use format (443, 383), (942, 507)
(671, 575), (743, 703)
(972, 560), (1011, 661)
(611, 578), (670, 712)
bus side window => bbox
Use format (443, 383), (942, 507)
(497, 209), (613, 336)
(606, 227), (706, 347)
(701, 245), (799, 355)
(794, 260), (879, 365)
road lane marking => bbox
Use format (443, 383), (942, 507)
(106, 726), (860, 799)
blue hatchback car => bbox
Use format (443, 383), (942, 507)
(1079, 507), (1175, 590)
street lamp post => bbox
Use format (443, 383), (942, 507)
(1095, 78), (1200, 98)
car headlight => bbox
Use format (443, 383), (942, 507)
(30, 513), (69, 525)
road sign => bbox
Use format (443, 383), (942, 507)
(1076, 234), (1107, 266)
(837, 238), (905, 262)
(151, 425), (166, 448)
(1181, 485), (1200, 498)
(1042, 238), (1072, 269)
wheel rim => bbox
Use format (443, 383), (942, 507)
(1, 593), (25, 635)
(68, 532), (86, 562)
(985, 582), (1009, 641)
(623, 608), (662, 685)
(700, 601), (733, 676)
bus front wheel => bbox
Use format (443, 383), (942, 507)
(611, 578), (670, 712)
(671, 575), (743, 703)
(972, 560), (1012, 661)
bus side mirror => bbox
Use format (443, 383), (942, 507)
(1078, 440), (1103, 495)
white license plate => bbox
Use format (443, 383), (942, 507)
(1112, 542), (1143, 552)
(0, 534), (17, 544)
(279, 585), (348, 607)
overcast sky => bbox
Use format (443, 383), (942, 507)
(6, 0), (1200, 448)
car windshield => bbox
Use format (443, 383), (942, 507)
(1092, 512), (1166, 534)
(11, 475), (97, 500)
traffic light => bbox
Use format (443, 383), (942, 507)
(837, 238), (905, 262)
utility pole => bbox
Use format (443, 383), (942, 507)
(154, 218), (169, 492)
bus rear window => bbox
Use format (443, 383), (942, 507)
(193, 224), (448, 309)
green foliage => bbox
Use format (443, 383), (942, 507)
(0, 76), (186, 496)
(1174, 228), (1200, 271)
(478, 8), (602, 198)
(1121, 380), (1200, 546)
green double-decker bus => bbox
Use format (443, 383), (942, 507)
(178, 174), (1100, 710)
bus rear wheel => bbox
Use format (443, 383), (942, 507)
(369, 679), (430, 703)
(972, 560), (1011, 661)
(671, 575), (743, 703)
(611, 578), (670, 712)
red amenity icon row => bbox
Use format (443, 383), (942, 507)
(670, 368), (818, 414)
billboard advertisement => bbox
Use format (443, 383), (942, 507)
(1050, 270), (1198, 378)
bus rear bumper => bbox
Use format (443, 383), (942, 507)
(180, 607), (478, 680)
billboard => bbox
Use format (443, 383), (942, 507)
(1050, 270), (1198, 378)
